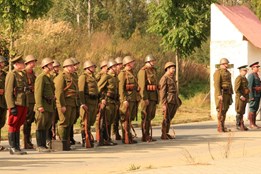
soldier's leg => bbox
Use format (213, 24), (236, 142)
(248, 99), (259, 129)
(236, 114), (241, 130)
(57, 107), (69, 141)
(0, 107), (6, 150)
(70, 106), (80, 145)
(113, 104), (121, 140)
(23, 104), (35, 149)
(140, 100), (147, 142)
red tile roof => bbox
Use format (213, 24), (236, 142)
(215, 3), (261, 48)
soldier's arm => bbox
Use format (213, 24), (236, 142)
(5, 72), (15, 108)
(118, 72), (127, 102)
(213, 70), (221, 96)
(97, 74), (109, 100)
(137, 69), (148, 100)
(247, 74), (254, 99)
(54, 73), (66, 107)
(159, 75), (167, 105)
(34, 74), (44, 109)
(234, 76), (242, 96)
(78, 74), (86, 105)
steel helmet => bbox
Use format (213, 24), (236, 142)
(83, 60), (96, 69)
(115, 57), (123, 64)
(219, 58), (229, 64)
(145, 54), (156, 63)
(70, 57), (80, 65)
(107, 59), (117, 69)
(164, 62), (176, 71)
(24, 55), (37, 64)
(123, 56), (135, 66)
(53, 60), (61, 67)
(41, 58), (54, 68)
(100, 60), (108, 68)
(63, 58), (75, 67)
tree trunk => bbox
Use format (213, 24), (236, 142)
(175, 50), (179, 94)
(87, 0), (91, 37)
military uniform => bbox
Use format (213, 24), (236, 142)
(78, 68), (99, 147)
(159, 62), (181, 139)
(98, 60), (119, 145)
(234, 65), (249, 131)
(34, 69), (55, 151)
(214, 58), (233, 132)
(247, 62), (261, 128)
(54, 67), (78, 146)
(138, 55), (158, 142)
(5, 55), (28, 155)
(118, 67), (139, 143)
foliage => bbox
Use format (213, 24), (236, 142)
(147, 0), (216, 58)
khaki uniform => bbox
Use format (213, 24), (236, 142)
(118, 68), (140, 143)
(214, 68), (233, 131)
(98, 72), (119, 142)
(34, 71), (55, 148)
(0, 70), (7, 130)
(23, 68), (36, 148)
(138, 66), (158, 141)
(95, 71), (106, 82)
(78, 72), (99, 134)
(54, 71), (78, 141)
(159, 73), (181, 139)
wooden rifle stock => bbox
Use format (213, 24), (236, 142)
(124, 105), (130, 144)
(96, 104), (103, 142)
(84, 108), (92, 148)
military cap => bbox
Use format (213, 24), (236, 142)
(0, 56), (6, 63)
(249, 61), (260, 68)
(83, 60), (96, 69)
(70, 57), (80, 65)
(145, 54), (156, 63)
(25, 55), (37, 64)
(237, 65), (248, 71)
(53, 60), (61, 67)
(41, 57), (54, 68)
(115, 57), (123, 64)
(107, 59), (117, 69)
(164, 62), (176, 71)
(11, 55), (24, 63)
(100, 60), (108, 68)
(63, 58), (75, 67)
(123, 56), (135, 65)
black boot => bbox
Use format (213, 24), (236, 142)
(236, 114), (241, 130)
(23, 123), (34, 149)
(8, 132), (23, 155)
(36, 130), (50, 152)
(81, 130), (86, 147)
(14, 132), (27, 155)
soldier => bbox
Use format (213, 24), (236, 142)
(97, 59), (119, 146)
(69, 57), (80, 145)
(23, 55), (37, 149)
(234, 65), (249, 131)
(214, 58), (233, 132)
(159, 62), (181, 139)
(47, 59), (61, 143)
(0, 56), (7, 150)
(113, 57), (123, 140)
(247, 62), (261, 129)
(54, 58), (78, 150)
(96, 60), (108, 82)
(5, 55), (28, 155)
(78, 60), (98, 148)
(138, 54), (158, 142)
(34, 58), (55, 152)
(118, 56), (139, 144)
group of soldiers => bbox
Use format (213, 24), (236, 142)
(214, 58), (261, 132)
(0, 54), (181, 155)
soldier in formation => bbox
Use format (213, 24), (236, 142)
(0, 56), (7, 150)
(23, 55), (37, 149)
(34, 58), (55, 152)
(138, 54), (158, 142)
(234, 65), (249, 131)
(118, 56), (140, 144)
(247, 62), (261, 129)
(159, 62), (181, 139)
(214, 58), (233, 133)
(5, 55), (28, 155)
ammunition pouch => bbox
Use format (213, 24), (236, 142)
(147, 85), (157, 91)
(43, 96), (55, 105)
(125, 84), (135, 91)
(243, 88), (250, 95)
(65, 90), (77, 97)
(15, 86), (31, 96)
(0, 89), (4, 95)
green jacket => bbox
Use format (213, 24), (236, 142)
(248, 73), (261, 98)
(5, 70), (29, 108)
(159, 73), (178, 105)
(234, 75), (249, 99)
(0, 70), (6, 108)
(138, 66), (158, 102)
(34, 71), (55, 112)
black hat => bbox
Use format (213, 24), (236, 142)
(11, 55), (24, 63)
(249, 62), (259, 68)
(237, 65), (248, 70)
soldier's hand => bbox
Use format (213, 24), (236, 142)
(38, 107), (45, 113)
(144, 99), (149, 106)
(10, 107), (18, 116)
(240, 96), (246, 101)
(101, 99), (106, 108)
(218, 95), (223, 101)
(61, 107), (66, 113)
(81, 104), (88, 111)
(123, 101), (129, 107)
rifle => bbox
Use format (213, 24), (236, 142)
(162, 104), (167, 138)
(84, 108), (92, 148)
(124, 104), (130, 144)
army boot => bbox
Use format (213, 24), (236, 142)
(166, 122), (175, 139)
(240, 119), (248, 131)
(253, 113), (261, 129)
(23, 124), (34, 149)
(81, 130), (86, 147)
(15, 132), (27, 154)
(36, 130), (50, 152)
(161, 120), (168, 140)
(8, 132), (24, 155)
(248, 112), (257, 129)
(113, 122), (122, 140)
(236, 114), (241, 130)
(141, 120), (146, 142)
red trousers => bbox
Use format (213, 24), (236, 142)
(8, 106), (28, 132)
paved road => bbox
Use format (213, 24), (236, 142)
(1, 121), (261, 174)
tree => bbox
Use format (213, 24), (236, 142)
(0, 0), (52, 61)
(147, 0), (216, 90)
